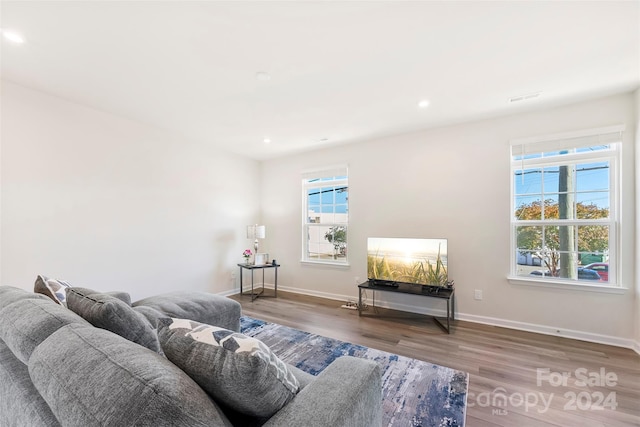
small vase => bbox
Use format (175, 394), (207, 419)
(243, 258), (250, 265)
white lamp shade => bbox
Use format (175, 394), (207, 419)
(247, 225), (266, 239)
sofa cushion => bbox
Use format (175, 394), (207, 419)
(66, 287), (161, 353)
(158, 317), (300, 418)
(34, 275), (72, 305)
(0, 298), (88, 363)
(133, 291), (242, 332)
(0, 286), (51, 311)
(288, 364), (315, 390)
(262, 356), (382, 427)
(0, 339), (61, 427)
(29, 323), (232, 427)
(132, 305), (167, 328)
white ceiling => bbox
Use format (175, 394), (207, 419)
(1, 1), (638, 160)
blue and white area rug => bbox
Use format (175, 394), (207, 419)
(241, 317), (468, 427)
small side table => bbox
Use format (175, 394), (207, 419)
(238, 263), (280, 301)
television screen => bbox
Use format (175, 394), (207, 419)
(367, 237), (448, 286)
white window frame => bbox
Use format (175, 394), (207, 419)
(301, 165), (349, 266)
(508, 125), (623, 291)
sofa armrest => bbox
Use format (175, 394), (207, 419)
(263, 356), (382, 427)
(132, 291), (241, 332)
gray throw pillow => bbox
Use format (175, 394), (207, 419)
(34, 275), (72, 305)
(158, 317), (300, 418)
(66, 287), (161, 353)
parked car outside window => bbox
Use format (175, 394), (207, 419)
(529, 268), (601, 281)
(582, 263), (608, 282)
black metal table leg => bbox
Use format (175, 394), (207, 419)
(251, 269), (255, 301)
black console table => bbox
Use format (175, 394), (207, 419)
(238, 263), (279, 302)
(357, 281), (455, 333)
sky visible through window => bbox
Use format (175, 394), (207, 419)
(514, 162), (610, 213)
(307, 176), (348, 214)
(513, 145), (610, 213)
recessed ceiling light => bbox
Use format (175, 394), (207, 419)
(418, 100), (430, 108)
(263, 138), (271, 144)
(2, 30), (25, 44)
(256, 72), (271, 81)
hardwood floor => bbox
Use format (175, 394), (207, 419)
(229, 291), (640, 427)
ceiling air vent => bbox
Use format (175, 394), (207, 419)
(509, 92), (541, 103)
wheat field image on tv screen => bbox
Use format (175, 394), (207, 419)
(367, 238), (448, 286)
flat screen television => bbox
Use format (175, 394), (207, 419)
(367, 237), (448, 286)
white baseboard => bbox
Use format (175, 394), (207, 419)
(457, 312), (636, 350)
(243, 284), (639, 352)
(276, 284), (356, 303)
(226, 283), (357, 304)
(218, 288), (238, 297)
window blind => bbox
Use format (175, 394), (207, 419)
(301, 165), (348, 181)
(510, 125), (624, 157)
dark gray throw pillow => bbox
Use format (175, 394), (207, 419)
(103, 290), (132, 306)
(66, 287), (161, 353)
(34, 276), (131, 306)
(158, 317), (300, 418)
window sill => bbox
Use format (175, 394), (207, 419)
(300, 260), (350, 269)
(508, 276), (628, 294)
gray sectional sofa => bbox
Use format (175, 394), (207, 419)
(0, 284), (382, 426)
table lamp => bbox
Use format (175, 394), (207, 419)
(246, 224), (266, 254)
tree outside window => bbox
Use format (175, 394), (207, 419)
(302, 168), (348, 264)
(511, 126), (621, 285)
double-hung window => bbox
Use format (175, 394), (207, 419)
(510, 126), (623, 286)
(302, 166), (348, 265)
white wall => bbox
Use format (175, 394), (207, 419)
(2, 80), (636, 348)
(1, 81), (260, 300)
(635, 88), (640, 353)
(261, 93), (636, 345)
